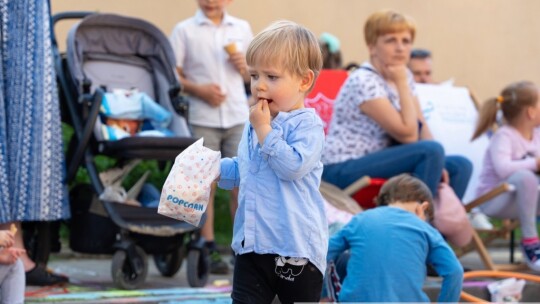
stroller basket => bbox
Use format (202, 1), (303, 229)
(54, 11), (210, 289)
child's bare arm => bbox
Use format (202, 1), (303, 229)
(228, 52), (249, 82)
(0, 247), (25, 265)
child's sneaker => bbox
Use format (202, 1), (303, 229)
(521, 241), (540, 272)
(468, 211), (493, 230)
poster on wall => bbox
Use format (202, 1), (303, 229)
(416, 84), (490, 204)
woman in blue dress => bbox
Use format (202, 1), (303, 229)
(0, 0), (69, 285)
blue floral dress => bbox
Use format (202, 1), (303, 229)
(0, 0), (69, 222)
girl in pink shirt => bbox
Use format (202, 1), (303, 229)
(472, 81), (540, 272)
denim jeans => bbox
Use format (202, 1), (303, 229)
(444, 154), (473, 200)
(323, 140), (472, 198)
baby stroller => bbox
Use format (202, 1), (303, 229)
(51, 11), (211, 289)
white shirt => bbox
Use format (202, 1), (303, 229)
(170, 10), (253, 128)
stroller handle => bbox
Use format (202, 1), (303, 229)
(51, 11), (96, 49)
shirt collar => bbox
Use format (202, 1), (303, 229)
(194, 9), (234, 26)
(271, 108), (315, 126)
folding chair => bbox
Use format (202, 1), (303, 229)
(450, 183), (525, 271)
(305, 69), (386, 211)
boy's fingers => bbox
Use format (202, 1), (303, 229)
(261, 100), (269, 111)
(250, 100), (260, 112)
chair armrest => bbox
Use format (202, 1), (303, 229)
(464, 182), (512, 212)
(320, 181), (363, 214)
(343, 176), (371, 196)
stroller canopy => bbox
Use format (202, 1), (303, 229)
(66, 13), (178, 94)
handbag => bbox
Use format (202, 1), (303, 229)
(433, 182), (473, 247)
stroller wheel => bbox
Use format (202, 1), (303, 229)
(187, 247), (210, 287)
(111, 245), (148, 290)
(153, 246), (185, 277)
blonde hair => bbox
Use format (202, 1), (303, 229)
(472, 81), (538, 140)
(364, 10), (416, 46)
(246, 20), (322, 90)
(376, 174), (433, 209)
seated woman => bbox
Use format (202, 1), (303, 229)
(322, 9), (472, 199)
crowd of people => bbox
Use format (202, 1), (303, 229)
(173, 1), (516, 302)
(2, 0), (540, 302)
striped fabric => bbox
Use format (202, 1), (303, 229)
(0, 0), (69, 222)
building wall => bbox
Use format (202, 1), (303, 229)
(51, 0), (540, 102)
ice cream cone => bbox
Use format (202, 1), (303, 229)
(224, 42), (238, 55)
(10, 223), (17, 235)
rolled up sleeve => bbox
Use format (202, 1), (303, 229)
(218, 157), (239, 190)
(259, 115), (324, 181)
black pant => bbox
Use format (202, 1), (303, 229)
(232, 253), (323, 304)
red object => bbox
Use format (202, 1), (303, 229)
(306, 70), (386, 210)
(351, 178), (386, 210)
(304, 69), (348, 134)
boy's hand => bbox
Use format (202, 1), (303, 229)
(197, 84), (226, 107)
(0, 247), (25, 265)
(0, 231), (14, 248)
(250, 100), (271, 129)
(441, 169), (450, 184)
(228, 52), (247, 75)
(250, 100), (272, 145)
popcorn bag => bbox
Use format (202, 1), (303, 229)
(158, 138), (221, 227)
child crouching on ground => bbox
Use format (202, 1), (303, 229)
(218, 20), (328, 303)
(326, 174), (463, 302)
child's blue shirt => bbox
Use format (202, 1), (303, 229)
(327, 207), (463, 302)
(219, 108), (328, 274)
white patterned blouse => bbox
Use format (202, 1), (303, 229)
(322, 62), (417, 165)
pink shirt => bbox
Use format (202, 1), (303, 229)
(476, 125), (540, 196)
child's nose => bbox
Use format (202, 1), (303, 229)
(254, 79), (266, 91)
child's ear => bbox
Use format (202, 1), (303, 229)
(299, 70), (315, 92)
(415, 201), (430, 220)
(527, 106), (537, 119)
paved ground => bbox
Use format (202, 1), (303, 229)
(24, 246), (235, 303)
(24, 243), (540, 303)
(47, 251), (234, 290)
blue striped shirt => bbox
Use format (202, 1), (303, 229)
(219, 108), (328, 274)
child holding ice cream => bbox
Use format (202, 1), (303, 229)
(218, 20), (328, 303)
(169, 0), (253, 274)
